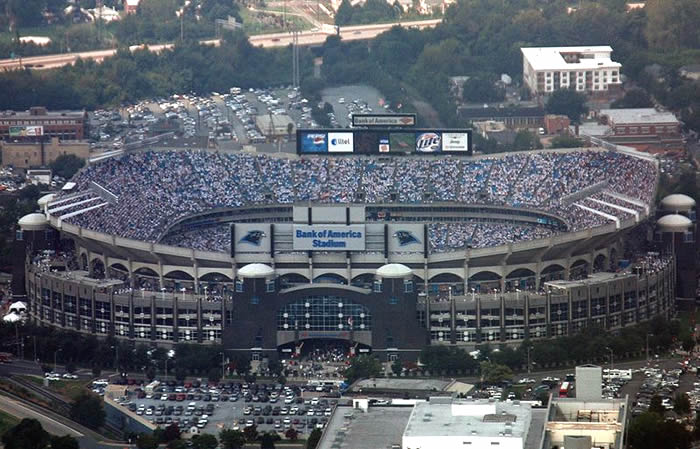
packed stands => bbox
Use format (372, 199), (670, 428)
(56, 149), (657, 250)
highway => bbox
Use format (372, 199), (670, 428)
(0, 19), (441, 71)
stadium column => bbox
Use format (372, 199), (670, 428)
(60, 282), (66, 327)
(109, 287), (116, 337)
(173, 295), (179, 343)
(197, 297), (203, 344)
(157, 261), (164, 290)
(91, 287), (97, 334)
(128, 259), (135, 288)
(150, 294), (157, 342)
(193, 257), (200, 293)
(128, 291), (135, 339)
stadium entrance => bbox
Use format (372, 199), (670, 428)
(278, 338), (371, 360)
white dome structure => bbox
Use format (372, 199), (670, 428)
(661, 194), (696, 212)
(37, 194), (56, 209)
(376, 263), (413, 278)
(657, 214), (692, 232)
(18, 213), (48, 231)
(237, 263), (275, 279)
(2, 312), (21, 323)
(9, 301), (27, 313)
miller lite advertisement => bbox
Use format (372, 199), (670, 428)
(415, 132), (442, 153)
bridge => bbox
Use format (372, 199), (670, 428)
(0, 19), (441, 71)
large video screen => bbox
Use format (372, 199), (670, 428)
(296, 129), (472, 155)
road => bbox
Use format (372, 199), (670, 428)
(0, 19), (441, 71)
(0, 394), (83, 438)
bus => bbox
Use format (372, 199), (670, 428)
(559, 382), (572, 398)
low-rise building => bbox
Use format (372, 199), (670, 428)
(0, 107), (87, 142)
(1, 138), (89, 169)
(402, 398), (532, 449)
(544, 115), (570, 135)
(521, 46), (622, 96)
(255, 114), (296, 138)
(598, 108), (683, 151)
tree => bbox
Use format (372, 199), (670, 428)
(91, 364), (101, 378)
(512, 130), (542, 151)
(546, 89), (588, 124)
(550, 135), (583, 149)
(191, 434), (218, 449)
(243, 424), (258, 443)
(161, 423), (181, 443)
(306, 428), (322, 449)
(49, 154), (86, 180)
(645, 0), (700, 50)
(260, 432), (279, 449)
(391, 358), (403, 376)
(208, 367), (221, 383)
(682, 335), (695, 352)
(69, 392), (105, 430)
(479, 361), (513, 385)
(343, 354), (382, 384)
(167, 441), (188, 449)
(219, 429), (247, 449)
(628, 411), (691, 449)
(49, 435), (80, 449)
(649, 394), (665, 416)
(611, 88), (653, 109)
(2, 419), (50, 449)
(674, 393), (691, 415)
(462, 75), (504, 103)
(285, 427), (299, 441)
(136, 434), (158, 449)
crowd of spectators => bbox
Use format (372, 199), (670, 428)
(60, 149), (657, 248)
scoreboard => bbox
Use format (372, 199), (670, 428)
(297, 128), (472, 156)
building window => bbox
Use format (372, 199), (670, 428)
(404, 280), (413, 293)
(15, 230), (23, 241)
(390, 296), (399, 305)
(277, 296), (371, 331)
(235, 280), (243, 292)
(373, 281), (382, 293)
(251, 296), (259, 304)
(266, 281), (275, 293)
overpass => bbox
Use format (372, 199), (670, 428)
(0, 19), (441, 71)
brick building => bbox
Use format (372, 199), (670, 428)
(598, 108), (683, 151)
(0, 107), (88, 142)
(1, 138), (90, 169)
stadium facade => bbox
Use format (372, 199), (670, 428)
(14, 146), (681, 362)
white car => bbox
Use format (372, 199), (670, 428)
(62, 373), (78, 379)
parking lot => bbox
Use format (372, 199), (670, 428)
(114, 380), (337, 436)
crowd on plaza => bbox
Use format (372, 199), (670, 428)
(61, 149), (657, 252)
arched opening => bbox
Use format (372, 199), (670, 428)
(594, 254), (608, 272)
(570, 259), (589, 280)
(351, 273), (375, 289)
(90, 258), (105, 279)
(505, 268), (536, 292)
(134, 267), (159, 290)
(428, 273), (464, 299)
(164, 270), (195, 294)
(540, 264), (565, 285)
(313, 273), (347, 285)
(279, 273), (310, 289)
(108, 263), (129, 282)
(198, 272), (233, 297)
(468, 271), (502, 293)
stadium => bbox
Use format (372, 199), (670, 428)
(16, 141), (678, 362)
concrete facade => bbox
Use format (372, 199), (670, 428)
(1, 137), (89, 168)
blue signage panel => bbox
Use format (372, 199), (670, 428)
(293, 225), (366, 251)
(299, 132), (328, 153)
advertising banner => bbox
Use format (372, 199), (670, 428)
(327, 132), (354, 153)
(352, 114), (416, 127)
(442, 132), (471, 152)
(387, 223), (424, 253)
(299, 131), (328, 153)
(293, 225), (366, 251)
(9, 126), (43, 137)
(415, 131), (442, 153)
(233, 223), (271, 254)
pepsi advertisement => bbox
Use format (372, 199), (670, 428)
(299, 132), (329, 153)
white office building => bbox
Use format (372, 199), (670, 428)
(402, 398), (532, 449)
(521, 46), (622, 95)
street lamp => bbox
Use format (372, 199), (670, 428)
(111, 345), (119, 373)
(54, 348), (62, 373)
(605, 346), (613, 370)
(516, 288), (521, 302)
(161, 287), (166, 300)
(165, 349), (175, 380)
(204, 286), (208, 302)
(220, 352), (225, 380)
(527, 346), (533, 374)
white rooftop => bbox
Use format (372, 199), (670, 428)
(600, 108), (679, 125)
(521, 46), (621, 71)
(404, 398), (531, 439)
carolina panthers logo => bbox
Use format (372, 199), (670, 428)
(239, 230), (266, 246)
(393, 230), (421, 246)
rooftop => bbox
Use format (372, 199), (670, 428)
(600, 108), (679, 125)
(317, 405), (412, 449)
(521, 46), (621, 71)
(403, 398), (532, 439)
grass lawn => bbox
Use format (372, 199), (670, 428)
(20, 376), (88, 401)
(0, 409), (20, 437)
(240, 8), (313, 35)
